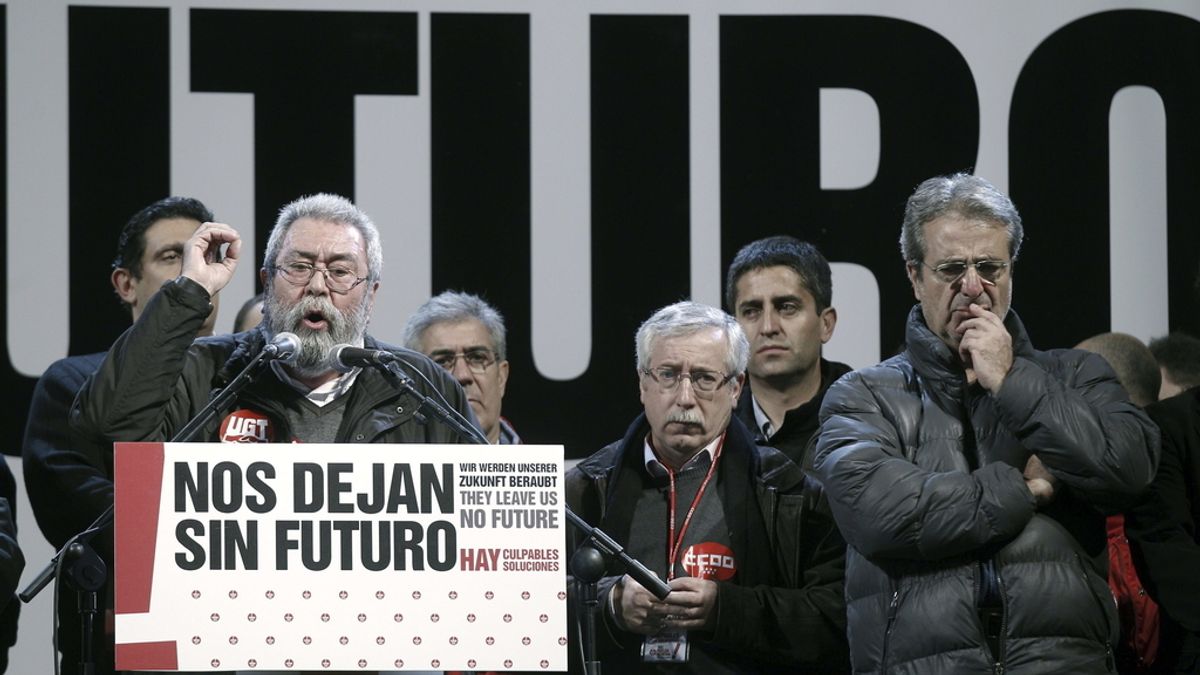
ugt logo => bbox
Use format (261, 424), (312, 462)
(219, 409), (274, 443)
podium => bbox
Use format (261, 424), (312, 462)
(111, 442), (567, 672)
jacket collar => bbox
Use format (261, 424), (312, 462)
(736, 357), (853, 441)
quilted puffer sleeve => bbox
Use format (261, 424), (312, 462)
(814, 368), (1036, 560)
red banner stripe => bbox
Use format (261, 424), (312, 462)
(115, 640), (178, 670)
(114, 442), (165, 614)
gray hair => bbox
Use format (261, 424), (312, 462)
(900, 173), (1024, 266)
(403, 291), (508, 360)
(263, 193), (384, 283)
(635, 301), (749, 375)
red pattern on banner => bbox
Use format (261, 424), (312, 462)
(114, 442), (165, 614)
(115, 641), (178, 670)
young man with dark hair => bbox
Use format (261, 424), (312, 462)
(725, 236), (850, 466)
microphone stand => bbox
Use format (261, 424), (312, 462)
(571, 547), (605, 675)
(564, 510), (670, 600)
(173, 345), (281, 442)
(563, 510), (671, 675)
(21, 345), (285, 675)
(367, 357), (670, 675)
(374, 360), (491, 445)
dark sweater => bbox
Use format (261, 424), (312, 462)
(735, 357), (852, 467)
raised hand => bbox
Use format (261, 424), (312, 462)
(181, 222), (241, 297)
(957, 303), (1013, 392)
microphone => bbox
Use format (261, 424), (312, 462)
(329, 344), (397, 373)
(263, 332), (300, 365)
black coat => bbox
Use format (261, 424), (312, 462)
(566, 413), (849, 673)
(0, 464), (22, 674)
(22, 352), (110, 672)
(815, 307), (1159, 674)
(72, 276), (478, 445)
(734, 357), (853, 467)
(1128, 386), (1200, 671)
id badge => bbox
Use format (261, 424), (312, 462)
(642, 629), (689, 663)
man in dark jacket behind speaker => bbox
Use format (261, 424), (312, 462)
(567, 301), (848, 673)
(814, 173), (1159, 674)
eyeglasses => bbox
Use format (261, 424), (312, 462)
(431, 348), (497, 374)
(921, 259), (1009, 285)
(641, 367), (734, 397)
(268, 262), (368, 294)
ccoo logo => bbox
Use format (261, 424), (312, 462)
(680, 542), (737, 581)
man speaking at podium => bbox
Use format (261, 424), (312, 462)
(74, 193), (477, 446)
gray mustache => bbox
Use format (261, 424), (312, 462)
(666, 410), (703, 425)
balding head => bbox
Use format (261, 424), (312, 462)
(1075, 332), (1160, 407)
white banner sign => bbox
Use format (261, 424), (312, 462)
(113, 442), (567, 672)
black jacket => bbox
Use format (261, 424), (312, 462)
(22, 352), (112, 672)
(815, 307), (1159, 674)
(72, 276), (478, 446)
(1128, 386), (1200, 670)
(24, 352), (109, 550)
(735, 357), (853, 467)
(566, 413), (849, 673)
(0, 467), (22, 675)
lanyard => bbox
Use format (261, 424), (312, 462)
(659, 432), (726, 581)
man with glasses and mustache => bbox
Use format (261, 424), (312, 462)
(565, 301), (848, 673)
(404, 291), (520, 445)
(73, 193), (476, 447)
(813, 173), (1159, 674)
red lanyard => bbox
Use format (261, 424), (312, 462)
(658, 432), (726, 581)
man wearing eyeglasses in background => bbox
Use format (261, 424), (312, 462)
(565, 301), (848, 673)
(73, 193), (476, 448)
(813, 173), (1159, 673)
(404, 291), (519, 445)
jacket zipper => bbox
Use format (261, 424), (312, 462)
(881, 581), (900, 672)
(993, 563), (1007, 674)
(1075, 553), (1117, 672)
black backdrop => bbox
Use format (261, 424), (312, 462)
(2, 8), (1197, 459)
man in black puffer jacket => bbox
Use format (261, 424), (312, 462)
(814, 173), (1159, 674)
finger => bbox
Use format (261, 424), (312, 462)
(958, 317), (1001, 334)
(968, 304), (1005, 326)
(662, 593), (701, 609)
(223, 236), (242, 265)
(666, 617), (705, 630)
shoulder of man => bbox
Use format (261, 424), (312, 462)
(1146, 385), (1200, 439)
(820, 355), (916, 415)
(824, 358), (854, 382)
(568, 439), (624, 484)
(1021, 345), (1132, 397)
(43, 352), (107, 382)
